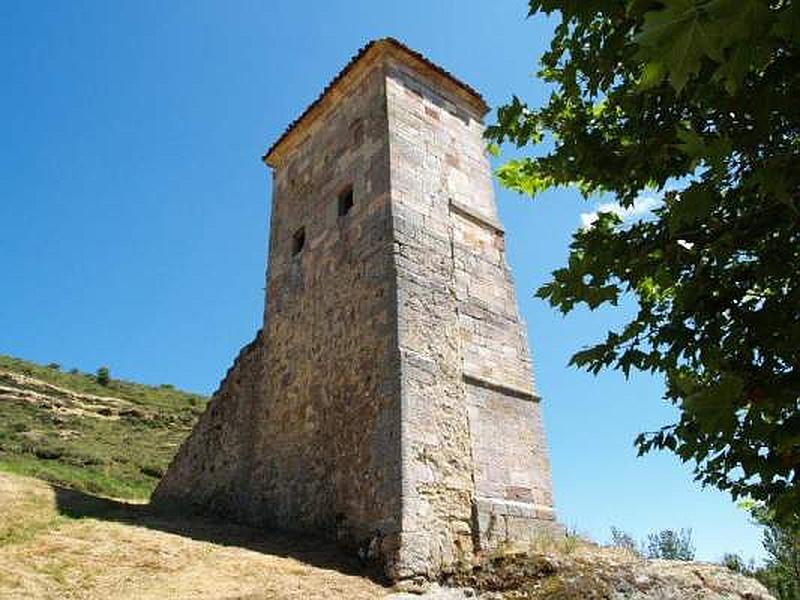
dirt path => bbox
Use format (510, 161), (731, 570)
(0, 472), (388, 599)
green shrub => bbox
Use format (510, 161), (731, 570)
(33, 445), (65, 460)
(645, 529), (695, 561)
(609, 527), (639, 555)
(721, 553), (756, 576)
(139, 464), (164, 478)
(96, 367), (110, 386)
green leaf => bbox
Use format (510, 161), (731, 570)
(706, 0), (773, 46)
(495, 160), (555, 197)
(772, 1), (800, 44)
(638, 61), (667, 90)
(635, 0), (724, 91)
(675, 127), (705, 160)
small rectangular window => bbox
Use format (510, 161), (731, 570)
(338, 186), (354, 217)
(292, 227), (305, 256)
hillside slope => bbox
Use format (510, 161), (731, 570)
(0, 472), (386, 599)
(0, 472), (774, 600)
(0, 356), (774, 599)
(0, 473), (772, 600)
(0, 355), (206, 500)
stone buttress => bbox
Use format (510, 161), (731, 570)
(154, 38), (557, 580)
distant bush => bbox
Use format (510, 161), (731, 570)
(46, 363), (60, 371)
(609, 527), (639, 555)
(159, 383), (175, 390)
(139, 464), (165, 478)
(722, 553), (756, 576)
(68, 368), (79, 375)
(645, 529), (695, 561)
(607, 527), (695, 561)
(33, 445), (65, 460)
(96, 367), (110, 386)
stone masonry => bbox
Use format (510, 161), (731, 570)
(154, 38), (557, 580)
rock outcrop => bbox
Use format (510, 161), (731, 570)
(391, 546), (774, 599)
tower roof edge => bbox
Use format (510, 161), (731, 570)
(262, 38), (489, 167)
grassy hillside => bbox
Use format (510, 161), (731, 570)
(0, 472), (384, 600)
(0, 355), (207, 500)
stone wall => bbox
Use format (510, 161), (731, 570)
(253, 61), (401, 551)
(150, 332), (265, 518)
(385, 56), (556, 574)
(156, 60), (405, 561)
(386, 61), (479, 577)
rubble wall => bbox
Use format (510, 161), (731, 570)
(156, 62), (404, 561)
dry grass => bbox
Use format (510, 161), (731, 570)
(0, 472), (388, 599)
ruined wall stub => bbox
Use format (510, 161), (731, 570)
(154, 38), (557, 580)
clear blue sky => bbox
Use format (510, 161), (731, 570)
(1, 1), (764, 562)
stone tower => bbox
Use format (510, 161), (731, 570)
(154, 38), (557, 579)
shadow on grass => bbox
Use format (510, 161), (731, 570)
(52, 485), (388, 586)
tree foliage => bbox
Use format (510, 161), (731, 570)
(721, 552), (757, 576)
(487, 0), (799, 521)
(751, 505), (800, 599)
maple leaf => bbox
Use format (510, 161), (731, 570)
(635, 0), (724, 91)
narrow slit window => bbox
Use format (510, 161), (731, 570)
(351, 119), (364, 146)
(338, 186), (354, 217)
(292, 227), (305, 256)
